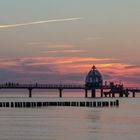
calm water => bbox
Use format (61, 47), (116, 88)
(0, 91), (139, 140)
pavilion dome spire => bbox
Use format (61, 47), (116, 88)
(92, 65), (96, 70)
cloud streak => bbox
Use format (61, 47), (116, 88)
(0, 17), (82, 29)
(41, 49), (86, 54)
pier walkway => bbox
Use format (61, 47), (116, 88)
(0, 83), (139, 98)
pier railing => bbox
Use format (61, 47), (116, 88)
(0, 84), (85, 89)
(0, 83), (139, 98)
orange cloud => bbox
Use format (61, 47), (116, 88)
(0, 57), (139, 86)
(15, 57), (112, 67)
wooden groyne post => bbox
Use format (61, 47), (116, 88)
(0, 100), (119, 108)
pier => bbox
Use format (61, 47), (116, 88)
(0, 83), (139, 98)
(0, 65), (139, 98)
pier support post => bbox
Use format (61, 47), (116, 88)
(112, 92), (115, 98)
(101, 88), (103, 98)
(104, 93), (107, 97)
(29, 88), (32, 98)
(59, 89), (63, 98)
(91, 89), (96, 98)
(132, 91), (135, 98)
(125, 90), (129, 97)
(119, 92), (123, 97)
(85, 89), (88, 98)
(125, 92), (128, 97)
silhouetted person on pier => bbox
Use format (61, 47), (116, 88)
(36, 83), (38, 87)
(11, 83), (14, 86)
(8, 82), (11, 86)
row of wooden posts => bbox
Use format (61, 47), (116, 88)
(0, 100), (119, 108)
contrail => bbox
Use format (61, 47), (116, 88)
(0, 17), (82, 29)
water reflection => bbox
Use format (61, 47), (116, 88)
(0, 96), (139, 140)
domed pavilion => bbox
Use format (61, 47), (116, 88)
(85, 65), (103, 89)
(85, 65), (103, 98)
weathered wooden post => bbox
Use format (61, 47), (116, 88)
(29, 88), (32, 98)
(132, 91), (135, 97)
(101, 87), (103, 97)
(91, 89), (96, 98)
(112, 91), (115, 97)
(109, 92), (111, 97)
(59, 88), (63, 98)
(119, 92), (123, 97)
(85, 89), (88, 98)
(116, 100), (119, 107)
(93, 102), (96, 107)
(125, 89), (129, 97)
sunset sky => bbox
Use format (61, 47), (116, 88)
(0, 0), (140, 86)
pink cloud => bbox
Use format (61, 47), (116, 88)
(0, 57), (139, 86)
(40, 49), (86, 54)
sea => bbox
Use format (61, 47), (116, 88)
(0, 90), (139, 140)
